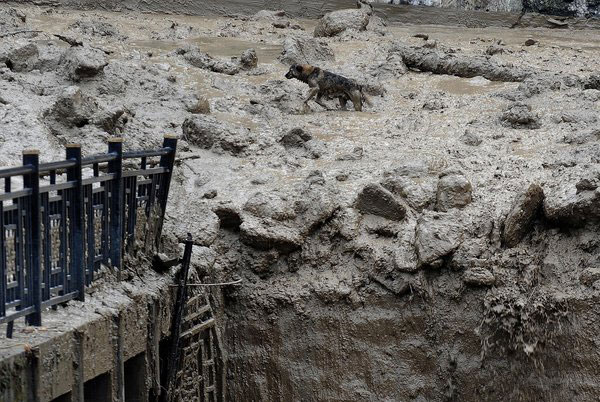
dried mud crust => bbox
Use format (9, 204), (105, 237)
(2, 3), (600, 401)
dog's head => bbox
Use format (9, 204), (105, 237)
(285, 64), (304, 79)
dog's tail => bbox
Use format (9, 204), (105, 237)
(359, 86), (373, 108)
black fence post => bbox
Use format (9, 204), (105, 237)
(108, 139), (123, 273)
(23, 150), (42, 327)
(156, 135), (177, 248)
(66, 144), (85, 302)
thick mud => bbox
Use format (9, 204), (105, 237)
(2, 3), (600, 401)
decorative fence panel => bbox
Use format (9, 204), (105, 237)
(0, 136), (177, 337)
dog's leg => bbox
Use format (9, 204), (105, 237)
(302, 87), (319, 112)
(315, 92), (330, 110)
(338, 96), (348, 111)
(350, 92), (362, 112)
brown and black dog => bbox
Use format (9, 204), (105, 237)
(285, 64), (372, 112)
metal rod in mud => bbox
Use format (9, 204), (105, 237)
(162, 233), (194, 402)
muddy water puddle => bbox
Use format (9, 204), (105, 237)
(436, 75), (509, 95)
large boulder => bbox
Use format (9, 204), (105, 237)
(0, 8), (27, 34)
(60, 46), (108, 81)
(415, 212), (463, 266)
(355, 183), (407, 221)
(279, 37), (335, 66)
(435, 171), (472, 212)
(45, 86), (99, 129)
(2, 42), (39, 72)
(502, 184), (544, 248)
(182, 115), (253, 156)
(313, 1), (372, 37)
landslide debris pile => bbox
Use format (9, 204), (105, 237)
(2, 3), (600, 401)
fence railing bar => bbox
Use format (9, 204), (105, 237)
(123, 148), (170, 159)
(41, 291), (78, 309)
(42, 193), (51, 302)
(39, 160), (77, 174)
(0, 306), (36, 325)
(108, 139), (123, 274)
(66, 145), (85, 303)
(0, 166), (34, 179)
(81, 174), (116, 186)
(0, 201), (5, 319)
(39, 181), (76, 194)
(0, 189), (33, 202)
(81, 153), (117, 166)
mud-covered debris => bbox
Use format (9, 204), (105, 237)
(279, 127), (312, 147)
(252, 10), (287, 20)
(423, 98), (446, 110)
(436, 171), (472, 212)
(463, 267), (495, 286)
(583, 74), (600, 90)
(543, 180), (600, 227)
(177, 45), (239, 75)
(313, 0), (372, 37)
(272, 21), (290, 29)
(562, 129), (600, 145)
(547, 18), (568, 28)
(382, 168), (437, 211)
(392, 45), (533, 82)
(69, 20), (120, 37)
(279, 36), (335, 66)
(213, 203), (242, 230)
(423, 39), (438, 49)
(486, 43), (505, 55)
(61, 46), (108, 81)
(165, 206), (220, 246)
(182, 115), (253, 156)
(240, 48), (258, 69)
(460, 129), (482, 146)
(186, 96), (211, 114)
(152, 252), (180, 272)
(415, 212), (463, 266)
(355, 183), (407, 221)
(500, 102), (541, 129)
(414, 33), (429, 40)
(372, 50), (407, 79)
(336, 146), (363, 161)
(503, 184), (544, 248)
(580, 268), (600, 286)
(3, 42), (39, 72)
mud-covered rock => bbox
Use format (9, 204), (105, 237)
(436, 171), (472, 212)
(355, 183), (407, 221)
(382, 168), (437, 211)
(0, 8), (27, 33)
(501, 102), (541, 129)
(580, 267), (600, 286)
(486, 43), (505, 55)
(279, 127), (312, 147)
(543, 181), (600, 227)
(503, 184), (544, 248)
(69, 20), (119, 37)
(240, 214), (303, 252)
(460, 129), (482, 146)
(463, 267), (495, 286)
(313, 1), (372, 37)
(164, 206), (220, 246)
(3, 42), (39, 72)
(279, 37), (335, 66)
(240, 48), (258, 70)
(178, 45), (239, 75)
(45, 86), (99, 129)
(61, 46), (108, 81)
(185, 96), (211, 114)
(182, 115), (253, 156)
(415, 212), (463, 266)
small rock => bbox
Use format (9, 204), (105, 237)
(186, 97), (210, 114)
(336, 173), (349, 182)
(413, 33), (429, 40)
(182, 115), (253, 156)
(202, 190), (217, 199)
(178, 45), (239, 75)
(436, 172), (472, 212)
(463, 267), (495, 286)
(502, 184), (544, 248)
(423, 99), (445, 110)
(336, 146), (363, 161)
(240, 48), (258, 69)
(5, 43), (39, 72)
(355, 183), (406, 221)
(415, 213), (463, 266)
(272, 21), (290, 29)
(543, 183), (600, 227)
(547, 18), (568, 27)
(61, 46), (108, 81)
(460, 130), (482, 146)
(580, 268), (600, 286)
(524, 38), (537, 46)
(152, 253), (180, 272)
(501, 102), (541, 129)
(279, 127), (312, 147)
(423, 40), (438, 49)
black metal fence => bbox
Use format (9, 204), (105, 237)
(0, 136), (177, 337)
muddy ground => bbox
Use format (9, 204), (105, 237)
(1, 3), (600, 401)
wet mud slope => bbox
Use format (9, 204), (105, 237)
(1, 3), (600, 401)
